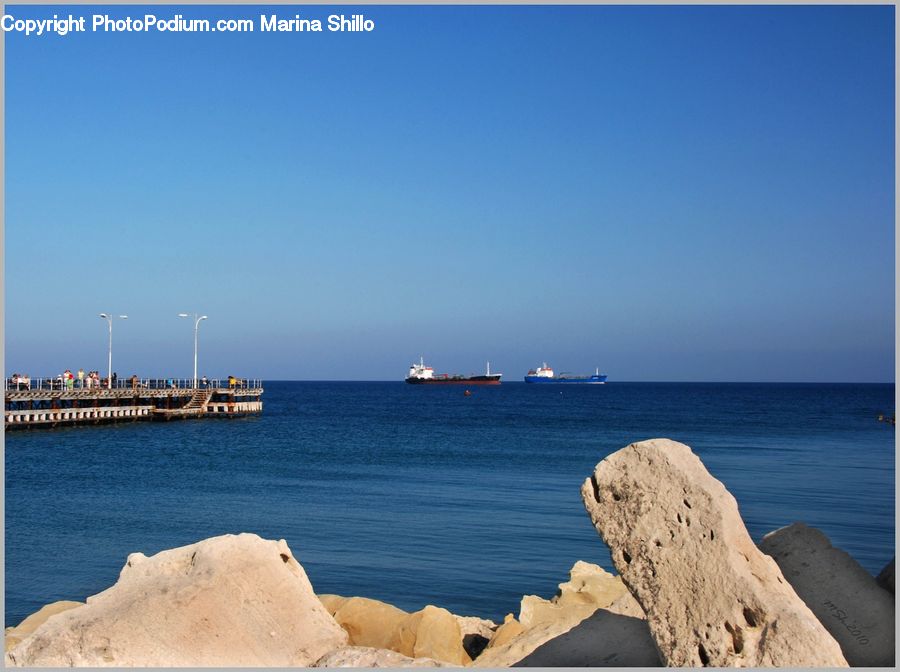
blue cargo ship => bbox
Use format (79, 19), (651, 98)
(524, 363), (607, 384)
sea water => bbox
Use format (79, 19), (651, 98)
(5, 382), (895, 624)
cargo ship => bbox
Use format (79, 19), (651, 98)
(405, 358), (502, 385)
(524, 363), (607, 384)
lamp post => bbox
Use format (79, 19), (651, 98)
(178, 313), (208, 389)
(99, 313), (128, 389)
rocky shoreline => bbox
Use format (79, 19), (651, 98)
(5, 439), (895, 667)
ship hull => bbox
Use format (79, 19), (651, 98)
(406, 375), (501, 385)
(524, 374), (607, 384)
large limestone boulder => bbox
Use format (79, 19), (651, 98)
(759, 522), (895, 667)
(581, 439), (848, 667)
(314, 646), (450, 667)
(5, 534), (348, 667)
(4, 601), (84, 652)
(389, 605), (472, 666)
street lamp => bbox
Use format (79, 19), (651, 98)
(178, 313), (208, 389)
(99, 313), (128, 389)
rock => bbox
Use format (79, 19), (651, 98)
(319, 594), (350, 615)
(4, 601), (84, 652)
(475, 617), (580, 667)
(455, 615), (496, 640)
(318, 596), (480, 664)
(330, 596), (410, 650)
(5, 534), (348, 667)
(485, 614), (524, 651)
(581, 438), (848, 667)
(478, 563), (653, 667)
(519, 594), (580, 630)
(557, 560), (630, 608)
(389, 605), (471, 666)
(454, 615), (496, 660)
(604, 591), (645, 619)
(876, 557), (895, 594)
(314, 646), (450, 667)
(514, 609), (661, 667)
(519, 561), (629, 630)
(759, 523), (895, 667)
(477, 606), (658, 668)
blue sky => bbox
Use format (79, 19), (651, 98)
(4, 5), (895, 381)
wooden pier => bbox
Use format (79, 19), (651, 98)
(5, 378), (263, 430)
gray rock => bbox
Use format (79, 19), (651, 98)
(760, 523), (895, 667)
(581, 438), (848, 667)
(514, 609), (661, 667)
(876, 557), (895, 594)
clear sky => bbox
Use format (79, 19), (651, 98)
(4, 5), (895, 381)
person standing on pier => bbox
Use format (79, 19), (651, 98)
(77, 368), (85, 388)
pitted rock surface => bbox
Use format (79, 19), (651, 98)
(580, 438), (848, 667)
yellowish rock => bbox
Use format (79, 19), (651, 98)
(556, 560), (629, 608)
(319, 593), (349, 615)
(476, 618), (576, 667)
(390, 605), (471, 666)
(519, 562), (629, 630)
(332, 596), (410, 650)
(485, 613), (524, 650)
(4, 601), (83, 652)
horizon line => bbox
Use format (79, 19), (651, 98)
(257, 379), (896, 385)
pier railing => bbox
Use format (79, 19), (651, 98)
(5, 377), (263, 392)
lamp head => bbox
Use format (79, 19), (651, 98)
(200, 315), (208, 321)
(178, 313), (189, 318)
(119, 315), (128, 319)
(99, 313), (109, 319)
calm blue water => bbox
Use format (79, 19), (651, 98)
(5, 382), (895, 625)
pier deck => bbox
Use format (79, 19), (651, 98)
(5, 380), (263, 430)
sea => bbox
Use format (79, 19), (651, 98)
(4, 382), (896, 626)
